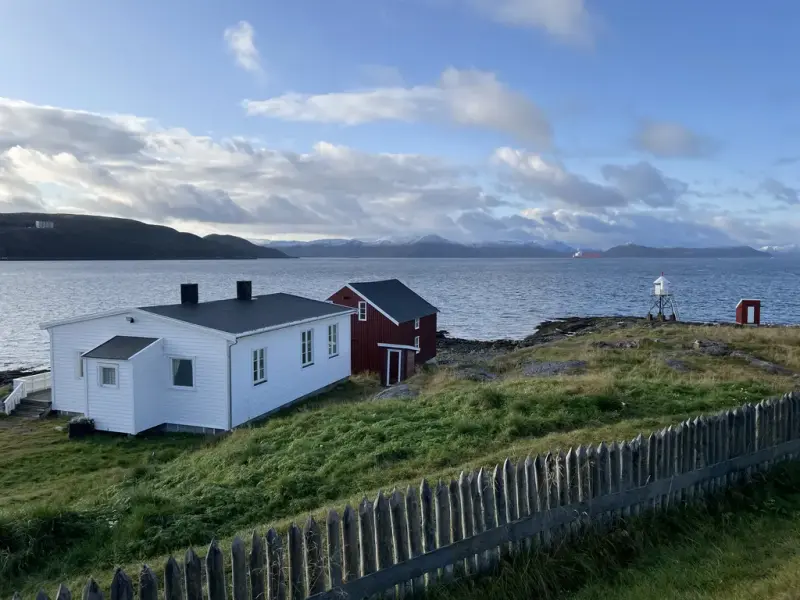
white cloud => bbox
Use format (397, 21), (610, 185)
(0, 97), (502, 239)
(493, 147), (692, 210)
(633, 120), (716, 158)
(0, 97), (794, 249)
(224, 21), (263, 75)
(467, 0), (593, 45)
(245, 68), (552, 146)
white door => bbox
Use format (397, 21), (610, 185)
(385, 350), (403, 386)
(747, 306), (755, 323)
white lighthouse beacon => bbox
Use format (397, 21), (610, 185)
(648, 273), (679, 321)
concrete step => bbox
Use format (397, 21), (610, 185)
(19, 399), (51, 409)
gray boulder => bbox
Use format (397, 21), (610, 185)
(373, 384), (419, 400)
(522, 360), (587, 377)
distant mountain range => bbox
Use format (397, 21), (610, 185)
(264, 237), (772, 259)
(0, 214), (289, 260)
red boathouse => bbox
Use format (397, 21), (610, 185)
(328, 279), (439, 386)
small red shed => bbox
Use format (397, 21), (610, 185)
(736, 299), (761, 325)
(328, 279), (439, 386)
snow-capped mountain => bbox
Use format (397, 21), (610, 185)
(760, 244), (800, 254)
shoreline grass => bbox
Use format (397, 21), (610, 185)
(1, 322), (799, 594)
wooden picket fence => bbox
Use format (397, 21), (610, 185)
(16, 391), (800, 600)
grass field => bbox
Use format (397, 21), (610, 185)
(430, 462), (800, 600)
(1, 321), (799, 595)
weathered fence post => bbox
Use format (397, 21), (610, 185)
(83, 579), (104, 600)
(390, 489), (410, 597)
(56, 584), (72, 600)
(458, 472), (475, 574)
(374, 492), (395, 598)
(576, 445), (589, 531)
(250, 532), (265, 600)
(493, 464), (508, 556)
(164, 557), (182, 600)
(358, 498), (377, 580)
(546, 451), (560, 539)
(435, 481), (452, 581)
(469, 472), (487, 571)
(608, 442), (621, 521)
(185, 548), (203, 600)
(620, 441), (632, 519)
(341, 506), (359, 585)
(533, 454), (548, 547)
(111, 568), (134, 600)
(287, 523), (305, 600)
(326, 510), (342, 591)
(206, 540), (227, 600)
(630, 437), (642, 515)
(503, 458), (517, 551)
(448, 479), (463, 573)
(596, 443), (610, 524)
(406, 485), (424, 593)
(673, 424), (684, 504)
(265, 528), (286, 600)
(231, 537), (247, 600)
(303, 517), (324, 597)
(139, 566), (158, 600)
(566, 448), (580, 535)
(478, 467), (497, 567)
(420, 480), (436, 587)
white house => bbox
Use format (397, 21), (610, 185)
(40, 281), (354, 434)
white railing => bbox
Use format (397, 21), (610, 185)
(3, 382), (25, 415)
(3, 371), (51, 415)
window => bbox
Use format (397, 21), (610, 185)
(414, 336), (420, 352)
(253, 348), (266, 384)
(414, 317), (420, 330)
(328, 324), (339, 357)
(358, 301), (367, 321)
(99, 365), (117, 387)
(171, 357), (195, 388)
(302, 329), (314, 366)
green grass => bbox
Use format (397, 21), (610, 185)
(429, 462), (800, 600)
(1, 322), (799, 594)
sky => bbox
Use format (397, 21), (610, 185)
(0, 0), (798, 249)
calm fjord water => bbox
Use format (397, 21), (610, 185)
(1, 257), (799, 370)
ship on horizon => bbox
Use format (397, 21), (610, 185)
(573, 249), (602, 258)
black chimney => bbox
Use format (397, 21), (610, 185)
(237, 280), (252, 301)
(181, 283), (199, 305)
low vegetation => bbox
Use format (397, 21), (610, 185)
(1, 321), (799, 595)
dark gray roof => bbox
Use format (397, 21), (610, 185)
(83, 336), (159, 360)
(348, 279), (438, 323)
(139, 293), (352, 335)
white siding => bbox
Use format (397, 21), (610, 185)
(230, 314), (351, 426)
(86, 359), (134, 433)
(47, 312), (230, 431)
(132, 339), (167, 433)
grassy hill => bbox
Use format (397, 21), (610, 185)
(0, 213), (289, 260)
(1, 319), (798, 595)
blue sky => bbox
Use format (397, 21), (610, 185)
(0, 0), (798, 248)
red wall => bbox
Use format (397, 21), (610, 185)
(736, 301), (761, 325)
(328, 286), (438, 375)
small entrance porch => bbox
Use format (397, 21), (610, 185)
(378, 343), (418, 387)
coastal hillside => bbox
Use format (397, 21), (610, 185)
(2, 318), (798, 595)
(0, 214), (289, 260)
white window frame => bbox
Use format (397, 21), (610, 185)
(414, 336), (420, 353)
(170, 356), (196, 390)
(302, 329), (315, 367)
(253, 348), (267, 385)
(414, 317), (420, 330)
(98, 364), (119, 388)
(358, 301), (367, 321)
(328, 323), (339, 357)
